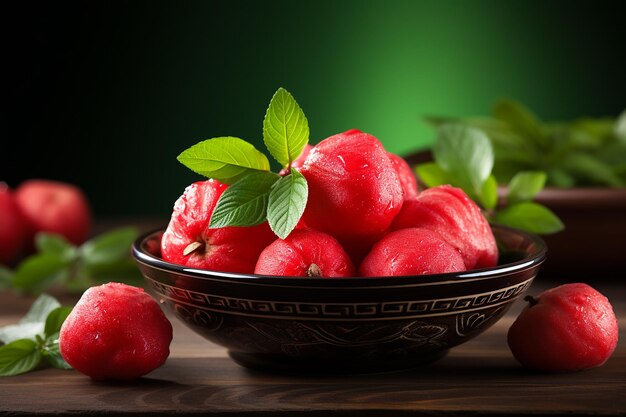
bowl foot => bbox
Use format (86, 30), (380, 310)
(228, 350), (449, 376)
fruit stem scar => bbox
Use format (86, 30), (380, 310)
(183, 241), (204, 256)
(307, 263), (322, 277)
(524, 295), (539, 307)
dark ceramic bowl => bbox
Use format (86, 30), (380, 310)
(132, 225), (546, 375)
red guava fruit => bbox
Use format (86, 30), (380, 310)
(254, 228), (356, 277)
(161, 179), (276, 274)
(507, 283), (619, 373)
(0, 183), (28, 265)
(300, 129), (403, 261)
(59, 282), (173, 381)
(391, 185), (497, 270)
(15, 179), (92, 247)
(359, 227), (466, 277)
(388, 152), (419, 200)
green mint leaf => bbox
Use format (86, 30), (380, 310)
(209, 171), (280, 228)
(21, 294), (62, 326)
(35, 233), (77, 261)
(263, 88), (309, 168)
(507, 171), (547, 205)
(480, 174), (499, 211)
(41, 333), (72, 370)
(0, 294), (61, 344)
(492, 99), (549, 150)
(560, 152), (624, 187)
(12, 254), (70, 294)
(267, 168), (308, 239)
(493, 202), (564, 235)
(433, 123), (494, 196)
(0, 339), (42, 377)
(0, 266), (12, 290)
(80, 226), (139, 267)
(44, 306), (72, 338)
(414, 162), (452, 188)
(177, 137), (271, 184)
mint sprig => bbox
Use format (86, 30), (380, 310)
(178, 87), (310, 239)
(0, 294), (72, 377)
(9, 227), (142, 295)
(417, 123), (564, 235)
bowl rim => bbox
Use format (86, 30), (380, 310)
(131, 225), (547, 289)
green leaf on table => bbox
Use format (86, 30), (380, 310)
(177, 137), (271, 184)
(263, 87), (309, 168)
(414, 162), (452, 188)
(0, 339), (42, 376)
(44, 307), (72, 338)
(493, 202), (564, 234)
(210, 171), (280, 228)
(492, 98), (549, 150)
(35, 233), (76, 261)
(267, 169), (308, 239)
(479, 174), (499, 210)
(506, 171), (547, 205)
(433, 123), (494, 196)
(0, 294), (61, 344)
(80, 227), (138, 267)
(12, 254), (70, 294)
(41, 333), (71, 370)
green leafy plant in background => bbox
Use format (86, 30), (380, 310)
(426, 99), (626, 188)
(3, 227), (141, 295)
(178, 87), (309, 239)
(417, 123), (564, 235)
(0, 294), (72, 376)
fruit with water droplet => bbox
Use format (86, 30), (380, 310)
(359, 227), (466, 276)
(507, 283), (619, 373)
(160, 179), (276, 273)
(255, 228), (355, 277)
(59, 282), (173, 380)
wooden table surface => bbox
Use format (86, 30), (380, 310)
(0, 278), (624, 416)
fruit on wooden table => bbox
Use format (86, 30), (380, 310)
(59, 282), (173, 380)
(161, 179), (276, 273)
(507, 283), (619, 373)
(255, 228), (355, 277)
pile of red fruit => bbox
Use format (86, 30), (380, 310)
(161, 129), (498, 277)
(0, 180), (92, 266)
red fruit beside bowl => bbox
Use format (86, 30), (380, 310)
(132, 225), (546, 375)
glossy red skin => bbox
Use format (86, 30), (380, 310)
(359, 227), (466, 277)
(391, 185), (497, 270)
(507, 283), (619, 373)
(388, 152), (419, 200)
(300, 129), (403, 260)
(59, 282), (173, 381)
(255, 228), (355, 277)
(15, 179), (92, 246)
(0, 184), (28, 265)
(161, 179), (276, 274)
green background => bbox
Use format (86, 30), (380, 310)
(3, 1), (625, 218)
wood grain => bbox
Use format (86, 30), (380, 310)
(1, 280), (624, 416)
